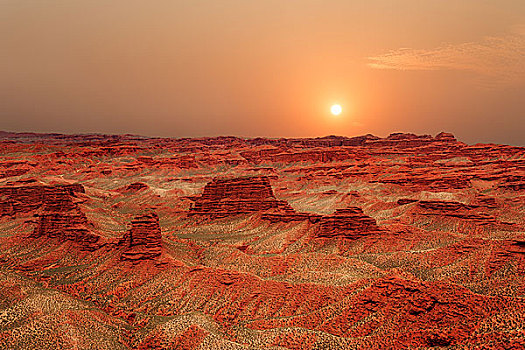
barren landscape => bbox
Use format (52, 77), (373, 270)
(0, 131), (523, 349)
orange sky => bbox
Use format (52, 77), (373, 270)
(2, 1), (524, 144)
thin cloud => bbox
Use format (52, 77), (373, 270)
(368, 27), (525, 87)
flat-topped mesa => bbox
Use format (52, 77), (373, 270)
(120, 212), (162, 262)
(0, 183), (84, 217)
(202, 176), (274, 200)
(190, 176), (292, 218)
(316, 207), (381, 239)
(31, 187), (100, 251)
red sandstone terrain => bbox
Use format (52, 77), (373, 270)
(0, 131), (523, 349)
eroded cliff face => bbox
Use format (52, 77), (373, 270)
(30, 185), (101, 251)
(0, 183), (84, 217)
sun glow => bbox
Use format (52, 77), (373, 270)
(331, 104), (342, 116)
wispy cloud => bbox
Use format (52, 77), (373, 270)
(368, 27), (525, 87)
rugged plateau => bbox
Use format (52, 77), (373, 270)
(0, 131), (523, 349)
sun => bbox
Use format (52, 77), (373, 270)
(331, 104), (342, 116)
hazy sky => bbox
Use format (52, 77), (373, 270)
(2, 1), (524, 144)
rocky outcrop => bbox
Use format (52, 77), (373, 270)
(0, 183), (84, 217)
(377, 173), (471, 189)
(123, 182), (149, 192)
(435, 132), (457, 141)
(33, 212), (99, 250)
(262, 206), (381, 239)
(317, 276), (491, 346)
(190, 176), (293, 218)
(316, 207), (381, 239)
(397, 198), (418, 206)
(120, 212), (162, 262)
(31, 186), (100, 251)
(416, 200), (500, 225)
(398, 198), (499, 211)
(0, 168), (31, 179)
(499, 181), (525, 191)
(393, 199), (512, 227)
(0, 199), (15, 217)
(474, 195), (498, 208)
(487, 239), (525, 274)
(418, 200), (471, 211)
(241, 148), (353, 164)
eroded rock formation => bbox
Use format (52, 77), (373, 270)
(0, 183), (84, 217)
(123, 182), (149, 192)
(31, 186), (100, 251)
(120, 212), (162, 261)
(190, 176), (293, 217)
(317, 207), (381, 239)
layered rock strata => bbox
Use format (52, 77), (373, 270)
(31, 186), (100, 250)
(190, 176), (292, 218)
(120, 212), (162, 261)
(316, 207), (381, 239)
(0, 183), (84, 217)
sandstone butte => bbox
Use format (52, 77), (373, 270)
(189, 175), (294, 217)
(0, 131), (523, 350)
(120, 212), (163, 262)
